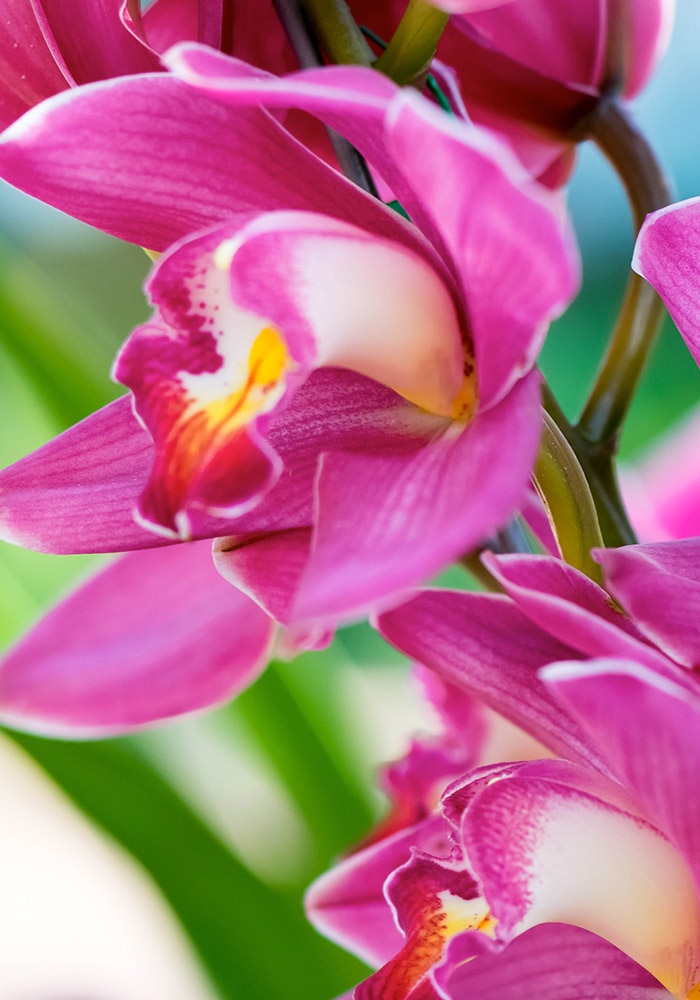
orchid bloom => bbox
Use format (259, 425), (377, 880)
(430, 0), (675, 184)
(307, 540), (700, 998)
(0, 58), (578, 733)
(614, 195), (700, 540)
(0, 0), (297, 129)
(621, 405), (700, 542)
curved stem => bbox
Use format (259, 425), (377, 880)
(272, 0), (378, 195)
(577, 99), (672, 445)
(374, 0), (449, 86)
(533, 409), (605, 584)
(297, 0), (374, 65)
(542, 380), (636, 548)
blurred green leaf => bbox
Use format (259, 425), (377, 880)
(230, 661), (374, 875)
(0, 246), (117, 427)
(6, 733), (369, 1000)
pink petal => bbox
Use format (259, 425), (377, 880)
(0, 2), (68, 128)
(215, 528), (312, 624)
(482, 552), (680, 677)
(434, 0), (516, 9)
(596, 541), (700, 668)
(376, 589), (609, 773)
(32, 0), (158, 84)
(290, 372), (542, 623)
(0, 71), (394, 253)
(632, 197), (700, 368)
(0, 368), (430, 556)
(621, 405), (700, 541)
(543, 658), (700, 902)
(455, 0), (605, 90)
(221, 210), (465, 416)
(306, 816), (453, 969)
(461, 763), (700, 996)
(140, 0), (198, 51)
(0, 396), (158, 554)
(114, 225), (301, 538)
(0, 542), (274, 735)
(163, 45), (456, 263)
(435, 922), (670, 999)
(624, 0), (676, 99)
(385, 93), (580, 408)
(356, 852), (482, 1000)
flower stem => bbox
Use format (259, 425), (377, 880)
(533, 409), (605, 585)
(374, 0), (449, 86)
(542, 380), (636, 548)
(272, 0), (378, 194)
(297, 0), (374, 65)
(577, 99), (672, 445)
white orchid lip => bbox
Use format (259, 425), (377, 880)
(219, 210), (477, 422)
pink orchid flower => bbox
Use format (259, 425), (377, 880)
(308, 541), (700, 998)
(0, 61), (577, 733)
(613, 195), (700, 541)
(433, 0), (675, 185)
(0, 0), (299, 130)
(621, 405), (700, 542)
(633, 197), (700, 370)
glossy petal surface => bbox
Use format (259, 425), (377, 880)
(0, 543), (274, 735)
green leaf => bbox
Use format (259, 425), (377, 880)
(6, 733), (369, 1000)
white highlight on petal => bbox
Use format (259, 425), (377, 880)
(516, 789), (700, 998)
(297, 232), (465, 417)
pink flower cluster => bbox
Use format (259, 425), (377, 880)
(4, 1), (700, 997)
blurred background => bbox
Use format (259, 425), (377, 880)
(0, 2), (699, 998)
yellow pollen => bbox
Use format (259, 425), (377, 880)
(186, 325), (290, 439)
(438, 891), (498, 941)
(450, 373), (477, 423)
(248, 325), (288, 386)
(688, 981), (700, 999)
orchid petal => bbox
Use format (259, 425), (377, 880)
(0, 2), (68, 128)
(621, 406), (700, 541)
(435, 922), (670, 999)
(386, 92), (580, 408)
(0, 396), (157, 553)
(163, 45), (456, 262)
(455, 0), (605, 91)
(32, 0), (158, 84)
(114, 225), (297, 538)
(306, 816), (453, 970)
(434, 0), (516, 10)
(376, 589), (609, 773)
(0, 369), (433, 556)
(633, 197), (700, 368)
(462, 766), (700, 997)
(221, 210), (466, 416)
(543, 658), (700, 905)
(215, 528), (312, 624)
(0, 72), (394, 253)
(0, 542), (274, 736)
(482, 552), (680, 677)
(289, 372), (542, 623)
(140, 0), (198, 51)
(356, 853), (482, 1000)
(596, 541), (700, 668)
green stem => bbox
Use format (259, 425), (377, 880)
(577, 99), (672, 445)
(533, 409), (605, 584)
(272, 0), (379, 193)
(542, 380), (636, 548)
(374, 0), (449, 86)
(297, 0), (374, 65)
